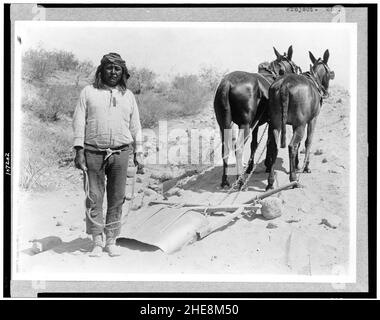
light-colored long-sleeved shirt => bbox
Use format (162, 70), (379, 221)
(72, 85), (143, 153)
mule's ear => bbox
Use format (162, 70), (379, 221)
(309, 51), (317, 64)
(323, 49), (330, 64)
(273, 47), (281, 60)
(287, 45), (293, 60)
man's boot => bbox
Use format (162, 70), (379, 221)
(105, 237), (121, 257)
(89, 233), (103, 257)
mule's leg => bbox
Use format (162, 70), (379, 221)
(264, 137), (272, 173)
(235, 124), (250, 187)
(292, 126), (301, 171)
(295, 142), (301, 171)
(303, 118), (317, 173)
(246, 126), (258, 173)
(266, 127), (280, 190)
(221, 128), (233, 188)
(288, 125), (306, 182)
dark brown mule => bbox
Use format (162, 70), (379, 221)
(214, 46), (300, 188)
(266, 50), (335, 190)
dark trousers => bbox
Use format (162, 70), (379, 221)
(84, 145), (132, 239)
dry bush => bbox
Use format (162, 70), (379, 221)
(19, 112), (74, 190)
(199, 65), (228, 93)
(167, 74), (210, 116)
(137, 92), (180, 128)
(22, 48), (80, 82)
(24, 84), (82, 122)
(128, 67), (157, 94)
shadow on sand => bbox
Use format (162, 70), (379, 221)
(116, 238), (159, 252)
(177, 157), (287, 193)
(22, 236), (93, 256)
(23, 236), (160, 255)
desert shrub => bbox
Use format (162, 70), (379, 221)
(19, 156), (48, 190)
(23, 48), (81, 82)
(153, 80), (170, 94)
(199, 65), (226, 93)
(27, 84), (82, 121)
(167, 74), (210, 116)
(22, 48), (57, 82)
(74, 60), (95, 87)
(137, 92), (179, 128)
(128, 66), (157, 94)
(54, 50), (79, 71)
(19, 111), (74, 190)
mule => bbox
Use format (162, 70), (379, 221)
(266, 49), (335, 190)
(214, 46), (300, 188)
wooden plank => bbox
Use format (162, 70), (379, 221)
(196, 207), (245, 239)
(243, 181), (299, 204)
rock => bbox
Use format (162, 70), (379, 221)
(165, 187), (184, 197)
(322, 158), (328, 163)
(336, 98), (343, 103)
(136, 177), (143, 183)
(286, 219), (300, 223)
(144, 188), (158, 197)
(175, 189), (184, 197)
(266, 222), (278, 229)
(138, 188), (144, 193)
(56, 219), (64, 226)
(148, 184), (162, 192)
(69, 225), (80, 231)
(260, 197), (283, 220)
(324, 215), (341, 227)
(314, 149), (323, 155)
(31, 236), (62, 254)
(131, 203), (142, 211)
(319, 218), (337, 229)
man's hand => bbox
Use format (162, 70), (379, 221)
(74, 148), (87, 171)
(133, 152), (144, 174)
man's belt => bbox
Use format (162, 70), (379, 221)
(84, 143), (132, 161)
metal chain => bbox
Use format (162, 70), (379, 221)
(296, 155), (308, 183)
(240, 123), (268, 191)
(217, 123), (269, 205)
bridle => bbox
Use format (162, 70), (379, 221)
(268, 55), (301, 77)
(279, 55), (302, 75)
(312, 59), (335, 98)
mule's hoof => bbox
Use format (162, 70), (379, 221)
(221, 180), (230, 188)
(290, 181), (303, 189)
(265, 168), (271, 173)
(235, 178), (244, 189)
(265, 185), (274, 191)
(303, 168), (311, 173)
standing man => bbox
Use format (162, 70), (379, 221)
(73, 53), (143, 257)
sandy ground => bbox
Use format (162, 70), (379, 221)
(14, 86), (352, 280)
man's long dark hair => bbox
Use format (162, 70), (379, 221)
(93, 53), (130, 93)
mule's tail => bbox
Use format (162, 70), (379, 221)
(280, 84), (289, 148)
(214, 79), (232, 128)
